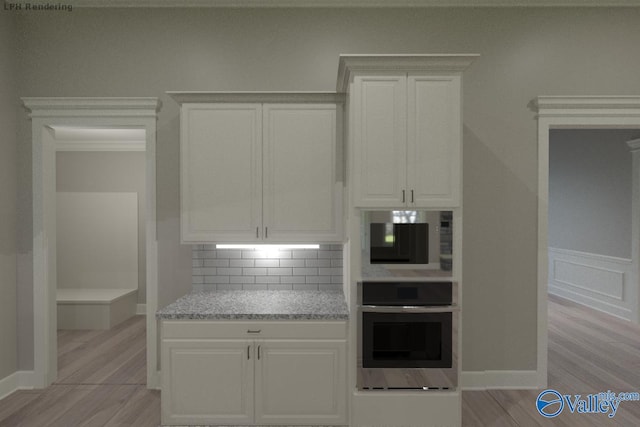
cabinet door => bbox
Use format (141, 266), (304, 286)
(352, 75), (407, 207)
(161, 340), (254, 425)
(181, 104), (262, 242)
(255, 340), (347, 425)
(407, 75), (462, 207)
(262, 104), (342, 242)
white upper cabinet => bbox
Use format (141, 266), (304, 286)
(181, 103), (262, 242)
(171, 93), (344, 243)
(408, 74), (462, 207)
(263, 104), (342, 242)
(338, 55), (477, 209)
(351, 75), (407, 207)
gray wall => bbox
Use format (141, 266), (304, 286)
(56, 152), (147, 303)
(549, 129), (638, 259)
(0, 10), (18, 380)
(13, 7), (640, 374)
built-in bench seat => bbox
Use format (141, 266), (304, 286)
(57, 288), (138, 330)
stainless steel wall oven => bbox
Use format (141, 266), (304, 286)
(357, 281), (458, 390)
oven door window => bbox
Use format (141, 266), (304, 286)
(362, 312), (452, 368)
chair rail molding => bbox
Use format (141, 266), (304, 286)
(21, 97), (161, 389)
(532, 95), (640, 390)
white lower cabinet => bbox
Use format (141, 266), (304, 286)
(162, 340), (254, 425)
(255, 340), (347, 425)
(161, 321), (347, 426)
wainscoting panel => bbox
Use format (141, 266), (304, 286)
(548, 247), (634, 321)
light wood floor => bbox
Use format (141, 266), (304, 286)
(0, 316), (160, 427)
(462, 294), (640, 426)
(1, 296), (640, 426)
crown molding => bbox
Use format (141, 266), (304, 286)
(532, 96), (640, 117)
(20, 0), (640, 7)
(22, 97), (162, 118)
(336, 54), (479, 92)
(167, 91), (345, 104)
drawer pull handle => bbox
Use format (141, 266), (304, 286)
(258, 345), (261, 360)
(247, 329), (262, 334)
(247, 345), (250, 360)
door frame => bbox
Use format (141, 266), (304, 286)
(533, 95), (640, 388)
(22, 97), (161, 388)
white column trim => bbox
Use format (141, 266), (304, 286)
(532, 95), (640, 389)
(21, 97), (161, 389)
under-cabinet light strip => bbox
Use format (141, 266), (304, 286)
(215, 244), (320, 250)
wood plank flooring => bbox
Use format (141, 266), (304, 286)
(1, 296), (639, 426)
(462, 294), (640, 426)
(0, 316), (160, 427)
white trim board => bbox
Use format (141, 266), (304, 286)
(461, 370), (539, 390)
(136, 304), (147, 315)
(548, 247), (634, 321)
(532, 95), (640, 390)
(21, 97), (161, 389)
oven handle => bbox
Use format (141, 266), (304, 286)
(358, 305), (458, 313)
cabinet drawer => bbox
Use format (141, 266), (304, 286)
(161, 320), (347, 340)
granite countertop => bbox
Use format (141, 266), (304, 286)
(156, 290), (349, 320)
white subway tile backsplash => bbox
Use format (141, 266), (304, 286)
(305, 259), (331, 268)
(242, 250), (267, 259)
(279, 259), (305, 268)
(205, 275), (230, 284)
(268, 267), (292, 276)
(246, 284), (268, 290)
(217, 267), (242, 276)
(217, 283), (242, 291)
(292, 284), (319, 291)
(231, 276), (255, 284)
(192, 246), (343, 289)
(243, 267), (267, 276)
(229, 259), (254, 268)
(268, 283), (293, 290)
(216, 250), (242, 259)
(204, 259), (229, 268)
(280, 275), (307, 284)
(255, 275), (280, 284)
(293, 267), (318, 276)
(293, 250), (317, 259)
(254, 259), (279, 268)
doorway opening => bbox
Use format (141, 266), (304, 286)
(533, 96), (640, 388)
(23, 98), (161, 389)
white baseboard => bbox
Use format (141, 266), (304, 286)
(136, 303), (147, 315)
(461, 370), (539, 390)
(147, 369), (161, 390)
(0, 371), (38, 400)
(0, 372), (19, 400)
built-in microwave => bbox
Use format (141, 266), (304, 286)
(364, 210), (448, 268)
